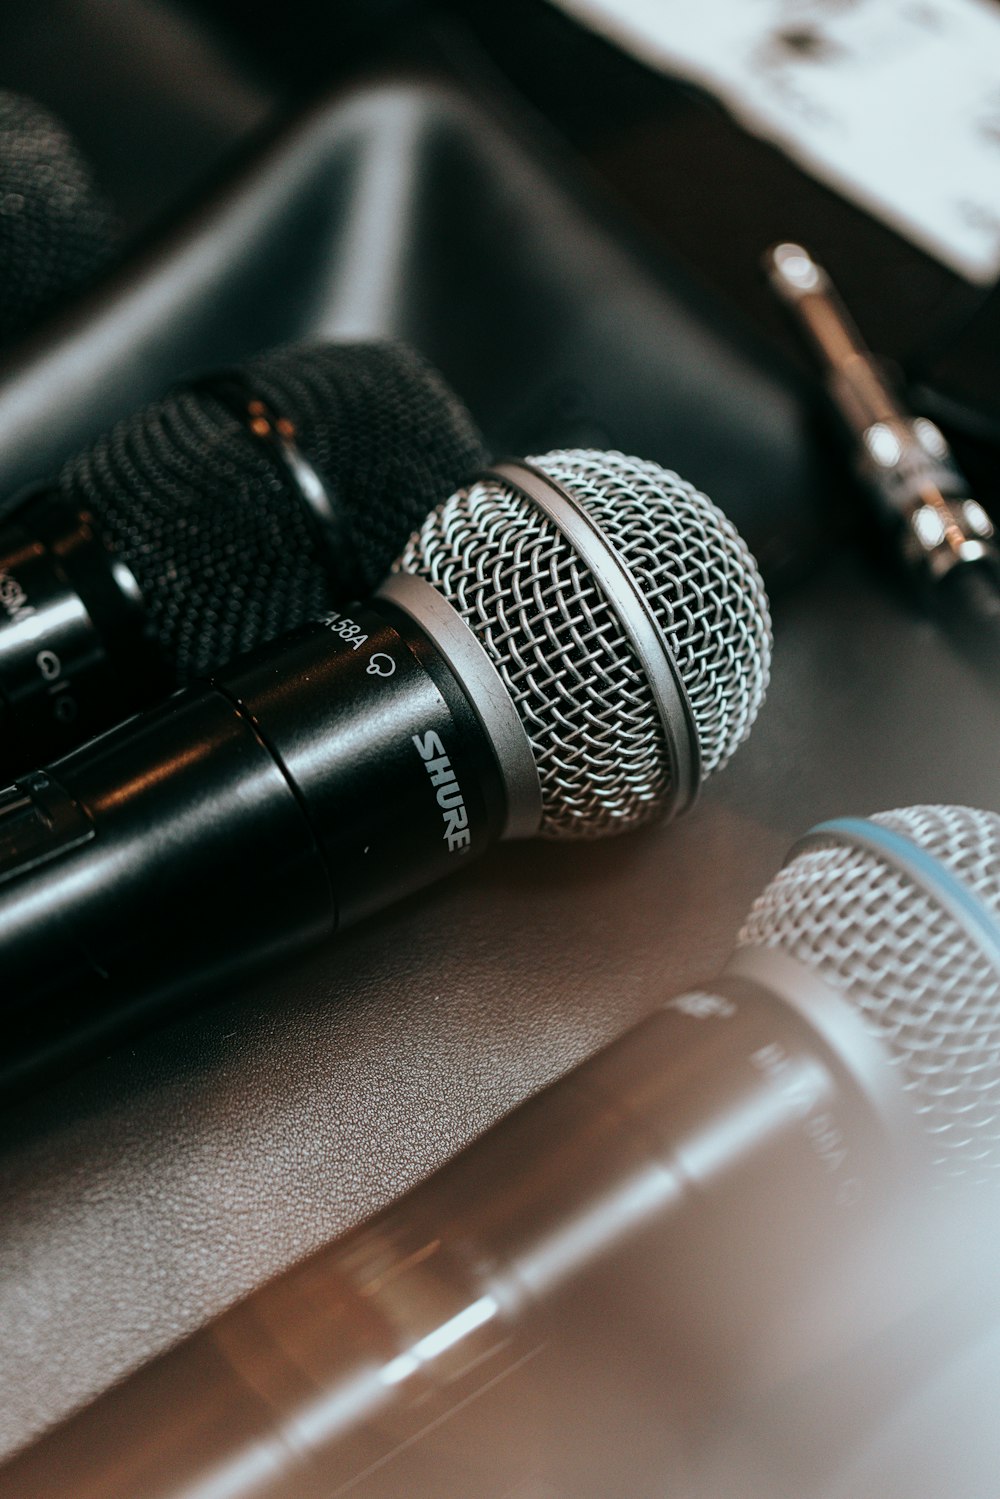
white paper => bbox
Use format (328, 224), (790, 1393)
(550, 0), (1000, 283)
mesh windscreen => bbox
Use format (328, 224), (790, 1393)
(57, 341), (486, 682)
(397, 450), (771, 839)
(739, 805), (1000, 1180)
(0, 91), (114, 345)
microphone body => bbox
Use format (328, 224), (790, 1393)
(0, 488), (168, 770)
(4, 805), (998, 1497)
(0, 450), (772, 1096)
(0, 341), (486, 775)
(0, 866), (919, 1499)
(0, 595), (509, 1094)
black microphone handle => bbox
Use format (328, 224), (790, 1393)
(0, 596), (511, 1098)
(0, 967), (902, 1499)
(0, 489), (169, 770)
(0, 342), (488, 778)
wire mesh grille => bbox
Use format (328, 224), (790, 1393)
(0, 91), (114, 346)
(58, 340), (485, 681)
(397, 449), (771, 839)
(739, 805), (1000, 1180)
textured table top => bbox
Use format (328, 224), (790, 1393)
(1, 550), (997, 1479)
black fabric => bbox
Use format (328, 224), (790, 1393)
(56, 340), (486, 682)
(0, 91), (113, 346)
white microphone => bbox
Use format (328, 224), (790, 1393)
(3, 804), (998, 1498)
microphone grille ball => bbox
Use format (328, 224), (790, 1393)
(397, 449), (772, 839)
(0, 91), (114, 345)
(739, 805), (1000, 1180)
(56, 341), (486, 682)
(243, 340), (487, 597)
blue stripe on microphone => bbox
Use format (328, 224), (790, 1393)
(804, 816), (1000, 976)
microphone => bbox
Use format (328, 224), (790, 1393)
(0, 90), (115, 347)
(2, 803), (996, 1499)
(0, 338), (486, 775)
(0, 449), (770, 1092)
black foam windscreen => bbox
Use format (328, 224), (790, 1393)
(0, 91), (114, 345)
(55, 340), (488, 681)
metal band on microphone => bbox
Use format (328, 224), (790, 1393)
(194, 373), (360, 591)
(485, 461), (701, 819)
(793, 816), (1000, 976)
(722, 944), (917, 1169)
(377, 571), (543, 841)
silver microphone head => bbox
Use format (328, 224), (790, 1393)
(396, 449), (772, 839)
(739, 805), (1000, 1181)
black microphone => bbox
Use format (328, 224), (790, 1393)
(3, 804), (996, 1499)
(0, 450), (771, 1094)
(0, 339), (486, 775)
(0, 90), (115, 347)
